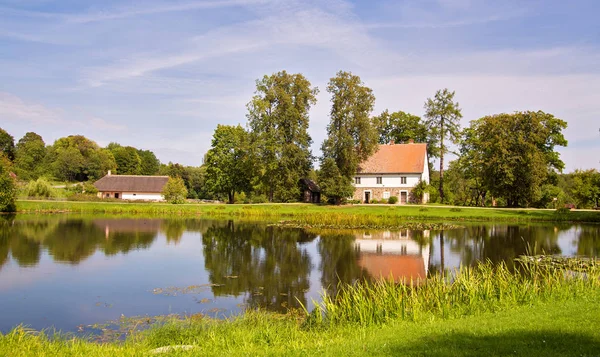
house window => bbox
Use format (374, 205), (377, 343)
(401, 177), (407, 184)
(376, 177), (382, 184)
(355, 177), (361, 184)
(383, 191), (390, 199)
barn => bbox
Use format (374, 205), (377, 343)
(93, 171), (169, 201)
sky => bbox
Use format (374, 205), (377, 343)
(0, 0), (599, 172)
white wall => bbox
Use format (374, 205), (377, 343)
(422, 155), (430, 184)
(354, 174), (422, 188)
(122, 192), (165, 201)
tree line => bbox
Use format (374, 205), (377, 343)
(1, 69), (599, 209)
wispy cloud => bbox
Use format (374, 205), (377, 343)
(366, 12), (525, 29)
(0, 92), (62, 123)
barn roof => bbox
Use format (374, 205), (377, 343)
(94, 175), (169, 193)
(358, 143), (427, 174)
(299, 178), (321, 192)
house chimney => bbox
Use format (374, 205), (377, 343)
(107, 170), (112, 176)
(389, 140), (395, 145)
(408, 139), (414, 144)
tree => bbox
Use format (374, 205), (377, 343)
(162, 177), (188, 204)
(317, 157), (354, 204)
(0, 128), (15, 162)
(461, 111), (568, 207)
(246, 71), (318, 202)
(374, 110), (428, 145)
(46, 136), (116, 181)
(0, 156), (17, 212)
(205, 125), (253, 204)
(424, 89), (462, 203)
(14, 132), (46, 180)
(321, 71), (378, 182)
(137, 149), (161, 175)
(571, 169), (600, 208)
(107, 143), (141, 175)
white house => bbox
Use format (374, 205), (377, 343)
(353, 141), (429, 204)
(93, 171), (169, 201)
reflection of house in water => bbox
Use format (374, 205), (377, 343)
(93, 219), (163, 239)
(354, 230), (430, 283)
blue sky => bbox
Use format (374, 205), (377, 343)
(1, 0), (599, 171)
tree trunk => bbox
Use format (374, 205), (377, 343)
(439, 118), (445, 203)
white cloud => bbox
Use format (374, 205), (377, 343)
(0, 92), (62, 123)
(88, 117), (127, 131)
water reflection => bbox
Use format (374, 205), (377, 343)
(0, 215), (599, 333)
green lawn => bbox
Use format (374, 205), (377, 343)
(15, 200), (600, 226)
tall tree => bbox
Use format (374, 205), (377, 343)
(14, 132), (46, 180)
(461, 111), (567, 207)
(247, 71), (318, 202)
(137, 149), (161, 175)
(46, 135), (116, 181)
(107, 143), (142, 175)
(0, 156), (17, 212)
(205, 125), (254, 204)
(424, 89), (462, 203)
(321, 71), (377, 180)
(374, 110), (428, 145)
(0, 128), (15, 162)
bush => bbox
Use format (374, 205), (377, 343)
(0, 161), (17, 212)
(388, 196), (398, 204)
(250, 194), (268, 204)
(162, 177), (188, 204)
(24, 178), (54, 198)
(449, 207), (462, 212)
(370, 199), (379, 204)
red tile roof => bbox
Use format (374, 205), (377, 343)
(358, 143), (427, 174)
(94, 175), (169, 193)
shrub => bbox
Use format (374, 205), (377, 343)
(162, 177), (188, 204)
(0, 160), (17, 212)
(370, 199), (379, 204)
(250, 194), (268, 204)
(388, 196), (398, 204)
(449, 207), (462, 212)
(24, 178), (54, 198)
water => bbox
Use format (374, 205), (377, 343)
(0, 215), (598, 333)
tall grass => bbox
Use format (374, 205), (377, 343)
(309, 258), (600, 327)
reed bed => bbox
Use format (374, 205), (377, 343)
(309, 258), (600, 327)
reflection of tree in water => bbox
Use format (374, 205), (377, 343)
(0, 217), (161, 266)
(318, 232), (366, 297)
(202, 221), (317, 313)
(576, 225), (600, 257)
(161, 219), (187, 245)
(429, 224), (567, 273)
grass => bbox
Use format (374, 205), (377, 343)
(14, 200), (600, 227)
(1, 258), (599, 356)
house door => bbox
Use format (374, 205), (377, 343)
(400, 191), (407, 204)
(364, 191), (371, 203)
(114, 193), (120, 199)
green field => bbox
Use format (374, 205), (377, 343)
(15, 200), (600, 227)
(1, 260), (599, 356)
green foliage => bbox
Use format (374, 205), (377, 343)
(461, 111), (568, 207)
(108, 143), (142, 175)
(424, 89), (462, 203)
(317, 157), (354, 204)
(161, 177), (188, 204)
(205, 125), (254, 204)
(570, 169), (600, 208)
(247, 71), (318, 202)
(0, 157), (17, 212)
(388, 196), (398, 204)
(14, 132), (46, 180)
(24, 178), (54, 198)
(321, 71), (378, 180)
(0, 128), (15, 162)
(137, 149), (160, 175)
(46, 135), (116, 181)
(374, 110), (428, 145)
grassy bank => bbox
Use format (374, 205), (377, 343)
(1, 259), (599, 356)
(15, 200), (600, 226)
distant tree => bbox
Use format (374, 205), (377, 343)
(162, 177), (188, 204)
(321, 71), (378, 181)
(14, 132), (46, 180)
(108, 143), (141, 175)
(374, 110), (428, 145)
(571, 169), (600, 208)
(317, 157), (354, 204)
(205, 125), (254, 204)
(0, 157), (17, 212)
(137, 149), (161, 175)
(246, 71), (318, 202)
(424, 89), (463, 203)
(46, 135), (116, 181)
(0, 128), (15, 162)
(461, 111), (567, 207)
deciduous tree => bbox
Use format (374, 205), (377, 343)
(374, 110), (428, 145)
(0, 128), (15, 162)
(162, 177), (188, 204)
(14, 132), (46, 180)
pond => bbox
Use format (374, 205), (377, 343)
(0, 215), (598, 334)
